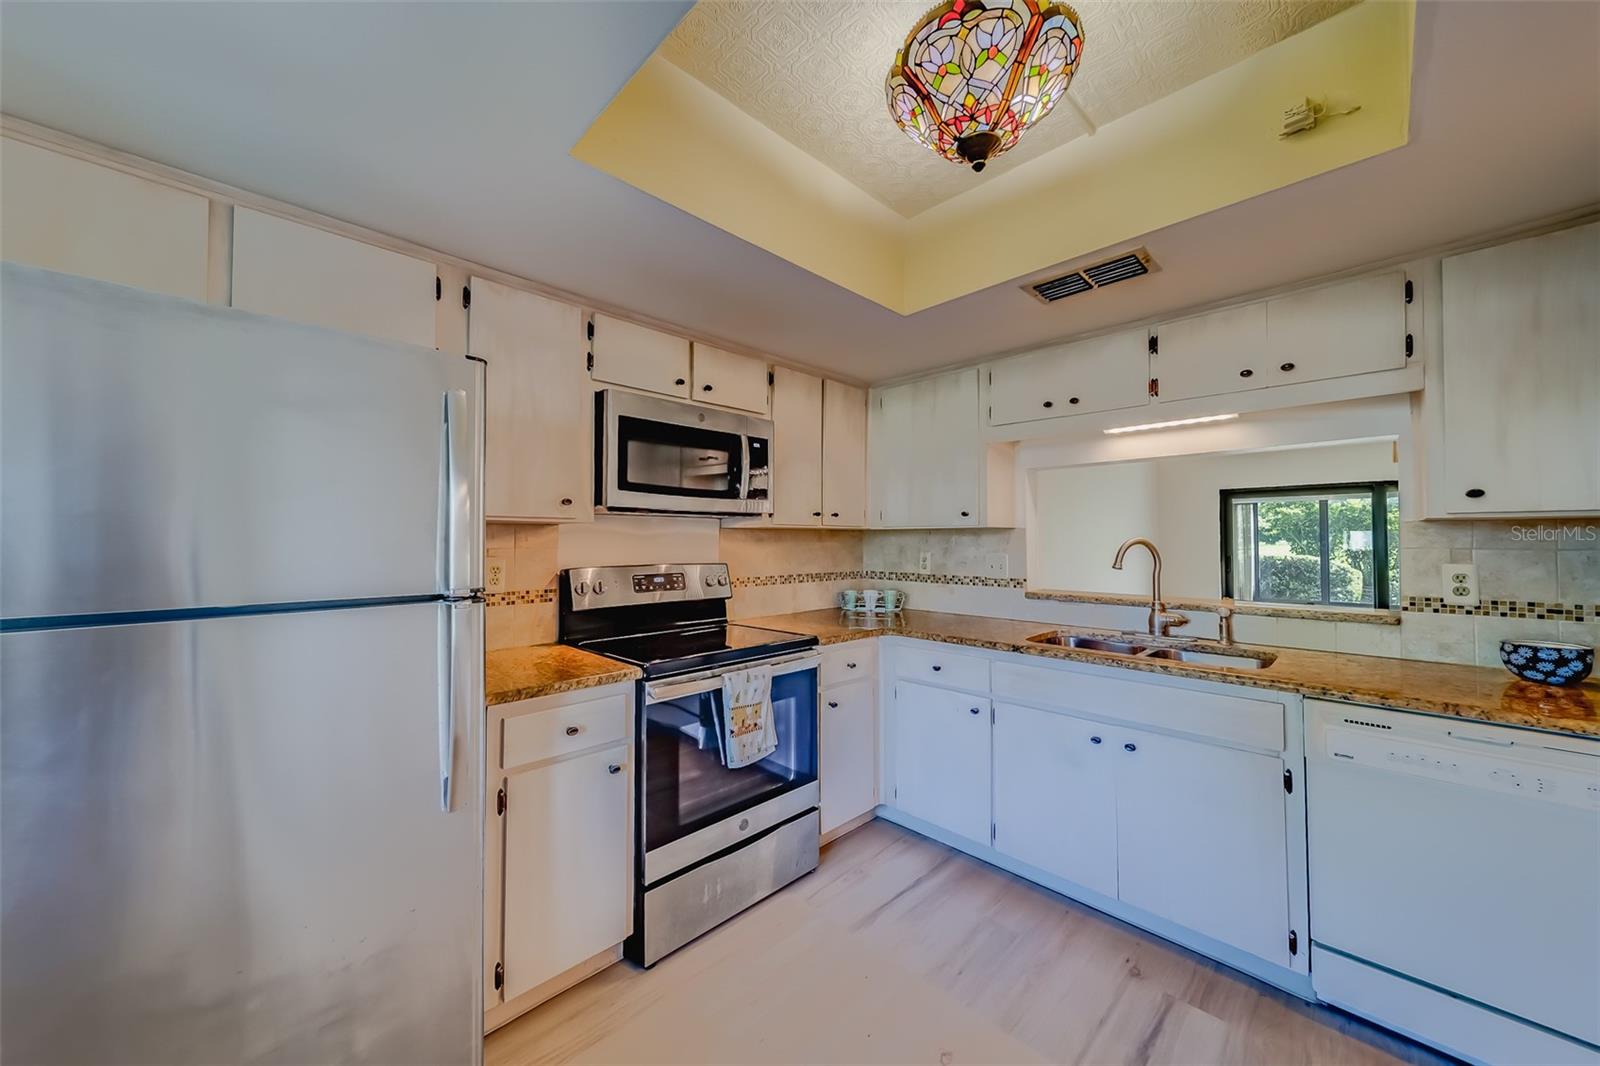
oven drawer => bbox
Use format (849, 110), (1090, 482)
(821, 641), (876, 688)
(888, 642), (989, 693)
(502, 691), (629, 769)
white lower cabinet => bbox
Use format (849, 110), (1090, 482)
(1113, 728), (1291, 968)
(992, 701), (1117, 897)
(889, 680), (991, 843)
(486, 684), (633, 1030)
(819, 678), (877, 836)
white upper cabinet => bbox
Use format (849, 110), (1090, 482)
(988, 328), (1149, 425)
(230, 207), (436, 347)
(1152, 302), (1268, 403)
(1265, 271), (1408, 385)
(871, 367), (1012, 528)
(821, 379), (868, 527)
(1, 139), (210, 302)
(1440, 222), (1600, 515)
(691, 343), (770, 414)
(472, 277), (591, 522)
(770, 366), (825, 525)
(589, 314), (691, 399)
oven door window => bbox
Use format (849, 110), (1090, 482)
(617, 416), (744, 500)
(642, 667), (818, 852)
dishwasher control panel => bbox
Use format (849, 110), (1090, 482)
(1314, 711), (1600, 811)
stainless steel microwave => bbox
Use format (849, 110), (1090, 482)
(595, 390), (772, 515)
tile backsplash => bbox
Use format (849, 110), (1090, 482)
(486, 516), (1598, 670)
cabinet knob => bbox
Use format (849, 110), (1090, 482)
(1090, 736), (1102, 745)
(674, 377), (686, 386)
(565, 725), (581, 736)
(560, 497), (573, 507)
(846, 662), (857, 669)
(827, 700), (839, 709)
(1123, 742), (1137, 752)
(607, 763), (623, 774)
(1465, 488), (1486, 499)
(969, 707), (981, 715)
(1068, 396), (1080, 405)
(931, 664), (942, 672)
(1279, 362), (1296, 372)
(1042, 400), (1054, 409)
(830, 512), (840, 518)
(702, 384), (714, 392)
(812, 511), (822, 517)
(1239, 369), (1253, 378)
(960, 510), (971, 518)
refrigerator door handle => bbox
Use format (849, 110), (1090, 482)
(440, 387), (477, 597)
(437, 606), (455, 813)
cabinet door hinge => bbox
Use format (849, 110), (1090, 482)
(1288, 929), (1299, 956)
(496, 786), (506, 816)
(1148, 377), (1160, 398)
(435, 276), (442, 301)
(990, 820), (996, 844)
(1404, 278), (1414, 304)
(493, 961), (504, 990)
(1404, 333), (1414, 359)
(1283, 768), (1293, 794)
(1148, 334), (1159, 355)
(987, 405), (992, 421)
(767, 369), (775, 386)
(587, 352), (594, 372)
(461, 285), (471, 310)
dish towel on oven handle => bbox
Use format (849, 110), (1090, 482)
(719, 666), (776, 769)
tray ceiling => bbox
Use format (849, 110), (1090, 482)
(662, 0), (1358, 218)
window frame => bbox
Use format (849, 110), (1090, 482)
(1219, 480), (1399, 609)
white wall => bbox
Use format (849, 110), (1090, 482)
(1030, 461), (1158, 594)
(1031, 440), (1399, 599)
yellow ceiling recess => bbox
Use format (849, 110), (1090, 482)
(572, 0), (1414, 317)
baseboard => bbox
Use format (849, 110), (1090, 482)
(484, 945), (623, 1035)
(820, 810), (876, 846)
(875, 806), (1316, 1002)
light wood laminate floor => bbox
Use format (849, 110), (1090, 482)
(487, 820), (1455, 1065)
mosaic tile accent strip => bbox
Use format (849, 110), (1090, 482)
(1402, 596), (1590, 621)
(731, 570), (866, 588)
(866, 570), (1028, 589)
(485, 587), (556, 608)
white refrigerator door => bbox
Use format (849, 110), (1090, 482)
(0, 599), (483, 1065)
(0, 263), (482, 621)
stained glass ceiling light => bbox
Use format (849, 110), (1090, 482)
(886, 0), (1084, 172)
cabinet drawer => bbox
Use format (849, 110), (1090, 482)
(502, 691), (629, 769)
(889, 643), (989, 693)
(821, 641), (877, 688)
(991, 660), (1284, 752)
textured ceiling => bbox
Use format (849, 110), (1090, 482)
(662, 0), (1359, 218)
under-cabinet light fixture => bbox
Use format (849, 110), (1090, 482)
(1103, 413), (1239, 435)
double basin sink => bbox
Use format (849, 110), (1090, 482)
(1027, 632), (1277, 670)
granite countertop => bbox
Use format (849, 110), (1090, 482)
(485, 644), (640, 706)
(741, 608), (1600, 739)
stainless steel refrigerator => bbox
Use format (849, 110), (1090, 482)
(0, 263), (485, 1065)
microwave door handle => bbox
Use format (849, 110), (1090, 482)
(737, 433), (750, 502)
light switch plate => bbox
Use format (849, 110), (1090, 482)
(1441, 562), (1478, 606)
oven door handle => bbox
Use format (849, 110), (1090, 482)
(645, 651), (819, 702)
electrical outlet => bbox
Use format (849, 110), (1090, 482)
(918, 551), (932, 574)
(983, 552), (1009, 578)
(1441, 562), (1478, 606)
(486, 553), (509, 592)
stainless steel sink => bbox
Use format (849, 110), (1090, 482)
(1139, 646), (1276, 670)
(1027, 632), (1148, 655)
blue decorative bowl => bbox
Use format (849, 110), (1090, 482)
(1499, 641), (1594, 686)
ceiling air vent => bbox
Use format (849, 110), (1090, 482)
(1025, 247), (1157, 304)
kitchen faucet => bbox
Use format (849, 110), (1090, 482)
(1112, 537), (1190, 637)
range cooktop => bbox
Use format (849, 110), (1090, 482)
(577, 623), (817, 678)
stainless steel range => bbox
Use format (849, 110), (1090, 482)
(559, 563), (820, 966)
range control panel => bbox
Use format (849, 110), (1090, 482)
(565, 563), (731, 611)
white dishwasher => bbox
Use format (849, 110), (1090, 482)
(1305, 700), (1600, 1065)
